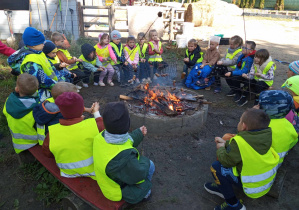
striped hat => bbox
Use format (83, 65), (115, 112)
(289, 61), (299, 75)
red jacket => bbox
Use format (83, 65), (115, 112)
(0, 41), (15, 57)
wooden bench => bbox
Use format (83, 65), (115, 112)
(28, 145), (127, 210)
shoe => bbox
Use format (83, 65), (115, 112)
(234, 93), (242, 102)
(77, 89), (80, 93)
(136, 78), (140, 84)
(237, 96), (248, 107)
(204, 182), (224, 199)
(214, 201), (246, 210)
(99, 82), (105, 86)
(205, 86), (211, 90)
(76, 84), (82, 89)
(82, 83), (89, 88)
(107, 81), (114, 86)
(214, 87), (222, 94)
(94, 82), (99, 86)
(226, 90), (235, 97)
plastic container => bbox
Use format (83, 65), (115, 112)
(176, 34), (187, 48)
(183, 22), (194, 42)
(214, 34), (224, 38)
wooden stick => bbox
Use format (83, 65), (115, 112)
(119, 95), (134, 100)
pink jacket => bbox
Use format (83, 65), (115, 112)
(0, 41), (15, 57)
(124, 45), (139, 65)
(96, 43), (117, 63)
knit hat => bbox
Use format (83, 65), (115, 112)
(259, 90), (293, 119)
(289, 61), (299, 75)
(210, 36), (221, 44)
(55, 92), (84, 119)
(102, 102), (130, 134)
(282, 75), (299, 96)
(110, 30), (121, 40)
(43, 40), (57, 55)
(81, 43), (95, 61)
(22, 27), (45, 46)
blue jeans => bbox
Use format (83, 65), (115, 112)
(183, 64), (193, 84)
(122, 63), (134, 83)
(211, 161), (242, 200)
(144, 160), (155, 198)
(139, 62), (150, 80)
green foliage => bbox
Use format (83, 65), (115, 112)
(250, 0), (256, 8)
(259, 0), (265, 9)
(275, 0), (284, 10)
(68, 36), (98, 58)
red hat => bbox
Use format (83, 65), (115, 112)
(55, 92), (84, 119)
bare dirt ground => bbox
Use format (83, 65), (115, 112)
(1, 16), (299, 210)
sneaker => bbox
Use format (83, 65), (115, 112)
(214, 201), (246, 210)
(77, 89), (80, 93)
(107, 81), (114, 86)
(82, 83), (89, 88)
(99, 82), (105, 86)
(234, 93), (242, 102)
(205, 86), (211, 90)
(204, 182), (224, 199)
(94, 82), (99, 86)
(76, 84), (82, 89)
(214, 87), (222, 94)
(237, 96), (248, 107)
(226, 90), (235, 97)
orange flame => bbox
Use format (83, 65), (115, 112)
(169, 104), (174, 111)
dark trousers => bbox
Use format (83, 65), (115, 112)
(81, 69), (102, 83)
(242, 80), (269, 98)
(211, 161), (242, 200)
(71, 69), (86, 85)
(151, 61), (169, 75)
(122, 63), (134, 83)
(210, 65), (228, 87)
(225, 75), (246, 94)
(139, 62), (150, 80)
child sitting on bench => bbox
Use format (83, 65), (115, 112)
(93, 102), (155, 204)
(204, 108), (279, 210)
(3, 73), (39, 153)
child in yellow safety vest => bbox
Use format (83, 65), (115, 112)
(124, 35), (140, 84)
(148, 29), (168, 80)
(51, 32), (86, 89)
(94, 33), (117, 86)
(204, 108), (279, 210)
(282, 75), (299, 115)
(212, 35), (243, 93)
(136, 32), (151, 83)
(3, 73), (39, 154)
(239, 49), (276, 106)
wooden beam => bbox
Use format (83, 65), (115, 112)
(83, 14), (109, 17)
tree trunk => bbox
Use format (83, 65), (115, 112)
(250, 0), (256, 8)
(259, 0), (264, 9)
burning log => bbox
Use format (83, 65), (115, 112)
(153, 100), (178, 116)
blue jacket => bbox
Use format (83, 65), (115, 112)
(231, 52), (255, 76)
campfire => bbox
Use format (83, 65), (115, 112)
(120, 84), (210, 116)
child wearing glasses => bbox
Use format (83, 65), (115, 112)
(224, 41), (256, 103)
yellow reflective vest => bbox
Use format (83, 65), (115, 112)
(225, 48), (242, 69)
(231, 135), (279, 198)
(110, 42), (123, 65)
(93, 131), (142, 201)
(78, 54), (97, 66)
(3, 101), (38, 154)
(185, 49), (204, 64)
(136, 43), (148, 59)
(49, 118), (99, 179)
(254, 61), (276, 87)
(36, 97), (55, 145)
(124, 46), (138, 63)
(20, 53), (58, 81)
(94, 44), (110, 67)
(269, 118), (298, 166)
(148, 41), (163, 62)
(49, 56), (60, 65)
(57, 49), (78, 70)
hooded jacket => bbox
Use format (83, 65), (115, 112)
(7, 46), (34, 76)
(231, 51), (256, 76)
(78, 44), (103, 72)
(184, 45), (202, 67)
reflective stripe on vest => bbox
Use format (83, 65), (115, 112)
(186, 49), (204, 64)
(94, 44), (110, 67)
(110, 42), (123, 65)
(254, 61), (276, 86)
(49, 118), (99, 178)
(231, 135), (279, 198)
(78, 54), (97, 69)
(3, 102), (38, 154)
(137, 43), (148, 59)
(124, 46), (138, 62)
(61, 171), (96, 178)
(57, 49), (78, 70)
(21, 53), (58, 81)
(148, 41), (163, 62)
(269, 118), (298, 165)
(225, 48), (242, 69)
(93, 130), (141, 201)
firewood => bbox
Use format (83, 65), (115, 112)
(155, 73), (161, 77)
(119, 95), (134, 100)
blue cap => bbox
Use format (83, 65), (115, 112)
(22, 27), (45, 46)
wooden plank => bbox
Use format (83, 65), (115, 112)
(83, 14), (109, 17)
(84, 22), (108, 25)
(84, 29), (109, 32)
(116, 29), (129, 32)
(81, 5), (110, 9)
(115, 18), (127, 21)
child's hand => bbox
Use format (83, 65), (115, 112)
(141, 58), (146, 63)
(200, 64), (204, 69)
(124, 61), (128, 66)
(72, 57), (77, 60)
(72, 73), (77, 78)
(84, 107), (93, 114)
(216, 142), (225, 149)
(140, 126), (147, 136)
(97, 67), (104, 71)
(76, 59), (83, 62)
(217, 61), (223, 65)
(92, 102), (100, 113)
(255, 73), (261, 77)
(215, 137), (226, 144)
(225, 72), (232, 77)
(184, 58), (189, 62)
(253, 104), (260, 109)
(59, 62), (69, 68)
(204, 78), (209, 83)
(113, 59), (117, 64)
(242, 73), (248, 79)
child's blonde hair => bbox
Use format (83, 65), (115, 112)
(17, 73), (39, 96)
(188, 39), (198, 46)
(51, 32), (64, 43)
(230, 35), (243, 48)
(99, 33), (109, 45)
(51, 82), (77, 100)
(255, 49), (270, 65)
(149, 29), (158, 40)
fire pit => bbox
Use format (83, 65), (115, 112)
(120, 84), (209, 136)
